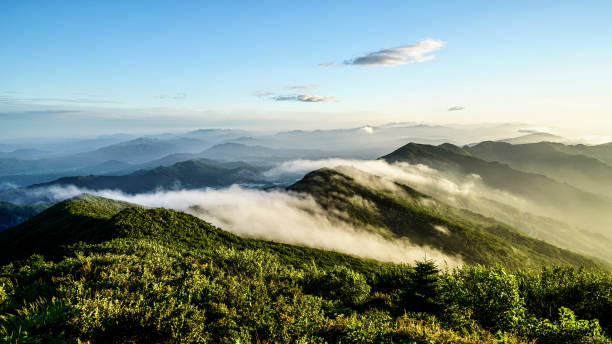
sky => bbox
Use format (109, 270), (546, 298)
(1, 1), (611, 139)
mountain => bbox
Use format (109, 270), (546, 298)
(381, 142), (612, 234)
(498, 132), (567, 144)
(0, 148), (53, 159)
(32, 159), (267, 194)
(563, 142), (612, 166)
(465, 141), (612, 196)
(0, 136), (211, 177)
(0, 201), (47, 230)
(200, 142), (327, 163)
(289, 168), (602, 269)
(69, 136), (210, 164)
(0, 194), (608, 343)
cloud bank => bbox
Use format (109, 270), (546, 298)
(345, 39), (445, 66)
(40, 184), (461, 266)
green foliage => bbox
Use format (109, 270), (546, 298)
(401, 260), (442, 313)
(0, 195), (609, 343)
(440, 266), (526, 332)
(520, 307), (608, 344)
(516, 266), (612, 335)
(303, 265), (371, 306)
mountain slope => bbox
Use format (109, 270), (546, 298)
(31, 159), (267, 194)
(288, 168), (602, 270)
(0, 194), (373, 271)
(465, 141), (612, 196)
(381, 143), (612, 234)
(0, 194), (609, 343)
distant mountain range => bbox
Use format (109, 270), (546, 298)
(381, 142), (612, 234)
(465, 141), (612, 196)
(32, 159), (268, 194)
(498, 132), (568, 144)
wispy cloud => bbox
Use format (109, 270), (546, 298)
(158, 93), (187, 100)
(286, 84), (318, 90)
(272, 94), (339, 103)
(448, 106), (465, 111)
(0, 109), (82, 117)
(254, 91), (277, 98)
(0, 96), (122, 105)
(343, 39), (445, 67)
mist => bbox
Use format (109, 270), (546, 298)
(45, 184), (462, 267)
(266, 158), (612, 264)
(10, 156), (612, 265)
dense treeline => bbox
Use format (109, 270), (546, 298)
(0, 196), (610, 343)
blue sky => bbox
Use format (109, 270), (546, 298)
(1, 1), (611, 139)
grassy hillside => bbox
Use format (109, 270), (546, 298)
(289, 168), (602, 270)
(381, 142), (612, 234)
(465, 141), (612, 196)
(32, 159), (267, 194)
(0, 194), (610, 343)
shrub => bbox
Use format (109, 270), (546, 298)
(521, 307), (608, 344)
(304, 265), (371, 306)
(441, 265), (526, 331)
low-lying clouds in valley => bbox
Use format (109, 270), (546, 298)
(42, 184), (462, 267)
(9, 156), (612, 265)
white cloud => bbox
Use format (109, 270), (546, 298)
(272, 94), (339, 103)
(345, 39), (445, 66)
(41, 184), (461, 266)
(360, 126), (374, 134)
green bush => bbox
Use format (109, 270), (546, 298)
(304, 265), (371, 306)
(521, 307), (608, 344)
(441, 265), (526, 332)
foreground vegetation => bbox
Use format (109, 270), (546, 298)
(0, 195), (610, 343)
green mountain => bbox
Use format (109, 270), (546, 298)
(465, 141), (612, 196)
(32, 159), (267, 194)
(0, 194), (609, 343)
(381, 142), (612, 234)
(574, 142), (612, 165)
(289, 168), (602, 270)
